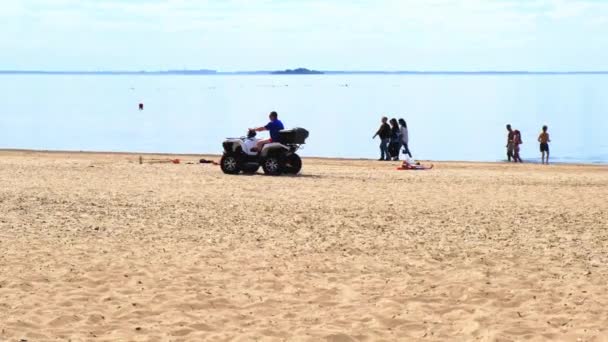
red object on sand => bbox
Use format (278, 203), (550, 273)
(172, 159), (180, 164)
(397, 161), (433, 170)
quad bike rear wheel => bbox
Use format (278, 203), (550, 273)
(284, 154), (302, 174)
(220, 153), (241, 174)
(262, 155), (284, 176)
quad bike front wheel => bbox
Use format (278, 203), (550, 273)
(262, 156), (284, 176)
(284, 154), (302, 174)
(220, 154), (241, 174)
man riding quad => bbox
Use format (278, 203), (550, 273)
(249, 111), (284, 152)
(220, 111), (308, 176)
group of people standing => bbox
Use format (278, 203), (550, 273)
(506, 124), (552, 164)
(373, 117), (412, 161)
(372, 118), (553, 164)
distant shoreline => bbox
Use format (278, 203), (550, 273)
(2, 70), (608, 76)
(1, 148), (605, 166)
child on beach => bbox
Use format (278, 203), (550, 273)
(513, 130), (523, 163)
(538, 125), (551, 164)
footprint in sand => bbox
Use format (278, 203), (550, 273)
(86, 314), (105, 324)
(326, 333), (356, 342)
(170, 328), (193, 336)
(189, 323), (215, 332)
(47, 315), (82, 327)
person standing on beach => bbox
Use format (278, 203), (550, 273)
(513, 129), (523, 163)
(372, 117), (391, 161)
(506, 124), (515, 162)
(538, 125), (551, 164)
(389, 118), (401, 160)
(398, 118), (412, 159)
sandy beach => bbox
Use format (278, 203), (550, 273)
(0, 150), (607, 341)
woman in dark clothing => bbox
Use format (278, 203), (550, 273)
(389, 118), (401, 160)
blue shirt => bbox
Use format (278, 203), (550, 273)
(265, 119), (284, 142)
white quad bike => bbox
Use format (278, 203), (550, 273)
(220, 128), (309, 176)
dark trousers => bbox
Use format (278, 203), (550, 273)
(401, 142), (412, 158)
(389, 141), (400, 160)
(380, 138), (390, 160)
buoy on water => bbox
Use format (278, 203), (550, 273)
(139, 103), (144, 111)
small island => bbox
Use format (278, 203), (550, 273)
(271, 68), (324, 75)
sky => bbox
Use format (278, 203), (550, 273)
(1, 0), (608, 71)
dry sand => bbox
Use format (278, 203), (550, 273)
(0, 150), (607, 341)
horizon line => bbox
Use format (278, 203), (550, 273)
(2, 69), (608, 75)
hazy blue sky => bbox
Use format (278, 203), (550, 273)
(2, 0), (607, 71)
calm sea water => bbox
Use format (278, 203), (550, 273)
(1, 74), (607, 163)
